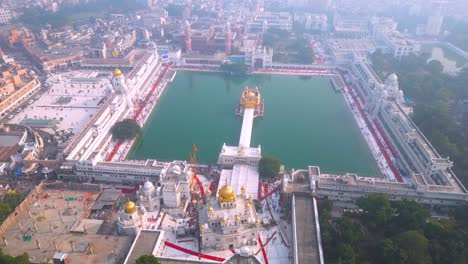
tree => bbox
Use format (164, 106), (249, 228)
(258, 156), (280, 178)
(136, 255), (160, 264)
(336, 243), (356, 264)
(0, 249), (30, 264)
(389, 200), (429, 233)
(378, 238), (406, 264)
(220, 62), (248, 75)
(356, 194), (393, 228)
(111, 119), (141, 141)
(336, 218), (363, 244)
(392, 230), (432, 264)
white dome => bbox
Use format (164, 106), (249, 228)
(240, 246), (252, 256)
(143, 181), (154, 190)
(172, 165), (182, 175)
(387, 73), (398, 81)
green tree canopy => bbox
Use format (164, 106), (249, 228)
(389, 200), (429, 233)
(356, 194), (393, 228)
(220, 62), (248, 75)
(0, 249), (30, 264)
(111, 119), (141, 141)
(258, 156), (280, 178)
(392, 230), (432, 264)
(136, 255), (160, 264)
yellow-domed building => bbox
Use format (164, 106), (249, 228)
(218, 183), (236, 204)
(117, 200), (145, 235)
(240, 86), (261, 109)
(198, 181), (261, 251)
(112, 68), (123, 77)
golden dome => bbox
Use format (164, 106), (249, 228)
(124, 201), (137, 214)
(246, 90), (256, 98)
(112, 68), (123, 77)
(218, 183), (236, 203)
(208, 206), (214, 213)
(256, 218), (260, 224)
(241, 185), (246, 192)
(246, 202), (251, 209)
(235, 215), (241, 221)
(200, 224), (206, 230)
(222, 216), (228, 222)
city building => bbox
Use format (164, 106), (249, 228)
(117, 200), (146, 235)
(352, 61), (460, 190)
(379, 31), (420, 59)
(0, 5), (13, 24)
(198, 182), (261, 250)
(244, 46), (273, 68)
(65, 46), (161, 163)
(0, 66), (40, 118)
(247, 12), (292, 33)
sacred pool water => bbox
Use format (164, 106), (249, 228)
(128, 71), (380, 177)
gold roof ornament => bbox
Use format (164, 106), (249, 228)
(246, 202), (251, 209)
(241, 185), (246, 192)
(249, 194), (254, 203)
(218, 179), (236, 203)
(256, 218), (260, 224)
(112, 68), (123, 77)
(208, 206), (214, 212)
(246, 91), (256, 98)
(124, 200), (137, 214)
(235, 215), (241, 221)
(222, 216), (228, 223)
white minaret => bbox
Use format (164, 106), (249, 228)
(112, 69), (134, 111)
(384, 73), (404, 103)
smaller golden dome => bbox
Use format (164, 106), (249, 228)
(200, 224), (206, 230)
(235, 215), (241, 221)
(124, 201), (137, 214)
(241, 185), (246, 192)
(112, 68), (123, 77)
(256, 218), (260, 224)
(208, 206), (214, 212)
(222, 216), (228, 222)
(246, 202), (251, 209)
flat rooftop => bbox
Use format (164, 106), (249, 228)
(11, 70), (110, 138)
(293, 195), (320, 264)
(125, 230), (162, 264)
(219, 164), (259, 199)
(0, 188), (133, 264)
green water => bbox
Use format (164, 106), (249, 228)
(128, 71), (380, 176)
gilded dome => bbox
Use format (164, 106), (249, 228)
(208, 206), (214, 212)
(256, 218), (260, 224)
(112, 68), (123, 77)
(235, 215), (241, 221)
(246, 91), (256, 98)
(246, 202), (251, 209)
(218, 183), (236, 203)
(124, 201), (137, 214)
(241, 185), (246, 192)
